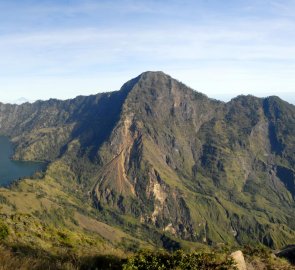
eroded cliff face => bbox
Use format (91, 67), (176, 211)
(87, 72), (295, 247)
(1, 71), (295, 248)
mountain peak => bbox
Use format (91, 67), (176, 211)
(118, 71), (173, 97)
(139, 70), (168, 79)
(137, 71), (173, 85)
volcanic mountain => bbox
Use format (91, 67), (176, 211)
(0, 71), (294, 252)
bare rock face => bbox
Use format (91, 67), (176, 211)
(231, 250), (247, 270)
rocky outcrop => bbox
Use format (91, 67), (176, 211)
(231, 250), (247, 270)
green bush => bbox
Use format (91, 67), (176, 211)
(123, 249), (237, 270)
(0, 222), (9, 240)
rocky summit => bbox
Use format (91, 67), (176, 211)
(0, 71), (295, 256)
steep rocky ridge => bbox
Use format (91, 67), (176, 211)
(0, 71), (295, 250)
(91, 72), (295, 248)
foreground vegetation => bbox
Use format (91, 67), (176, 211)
(0, 244), (294, 270)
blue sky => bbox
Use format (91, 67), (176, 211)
(0, 0), (294, 104)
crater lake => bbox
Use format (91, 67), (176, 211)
(0, 136), (46, 186)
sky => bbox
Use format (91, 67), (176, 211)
(0, 0), (294, 104)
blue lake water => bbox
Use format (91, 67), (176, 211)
(0, 136), (46, 186)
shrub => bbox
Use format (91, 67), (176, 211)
(123, 249), (237, 270)
(0, 222), (9, 240)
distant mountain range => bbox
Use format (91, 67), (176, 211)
(10, 97), (30, 105)
(0, 71), (294, 254)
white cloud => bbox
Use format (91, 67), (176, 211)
(0, 0), (294, 103)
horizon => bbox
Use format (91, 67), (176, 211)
(0, 1), (294, 104)
(1, 70), (294, 105)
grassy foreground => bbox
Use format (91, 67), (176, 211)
(0, 244), (294, 270)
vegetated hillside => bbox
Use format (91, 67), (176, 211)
(0, 71), (295, 255)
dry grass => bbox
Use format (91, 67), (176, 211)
(74, 212), (126, 243)
(0, 245), (78, 270)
